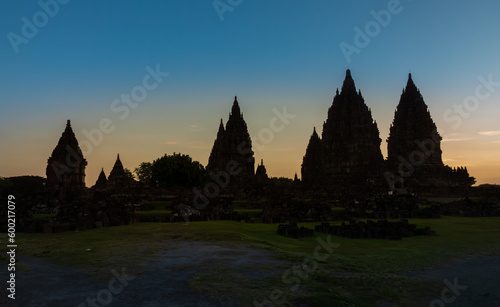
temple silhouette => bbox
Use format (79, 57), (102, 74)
(207, 96), (255, 186)
(46, 120), (87, 199)
(301, 70), (472, 194)
(385, 74), (472, 193)
(46, 70), (473, 199)
(31, 69), (483, 232)
(301, 69), (384, 191)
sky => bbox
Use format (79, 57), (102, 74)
(1, 0), (499, 186)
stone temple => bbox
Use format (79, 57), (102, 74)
(301, 71), (473, 194)
(107, 154), (135, 190)
(301, 127), (323, 185)
(302, 70), (384, 190)
(255, 159), (269, 184)
(387, 74), (443, 167)
(386, 74), (473, 192)
(207, 96), (255, 186)
(94, 168), (108, 191)
(93, 154), (136, 192)
(46, 120), (87, 198)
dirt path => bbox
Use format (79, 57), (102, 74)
(1, 241), (283, 307)
(405, 255), (500, 307)
(2, 242), (499, 306)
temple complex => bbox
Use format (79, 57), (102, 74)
(44, 72), (475, 208)
(46, 120), (87, 198)
(207, 96), (255, 186)
(31, 71), (484, 234)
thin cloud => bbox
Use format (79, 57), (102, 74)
(189, 124), (201, 132)
(167, 141), (210, 150)
(442, 137), (473, 142)
(478, 131), (500, 136)
(184, 141), (210, 149)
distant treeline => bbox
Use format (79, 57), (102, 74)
(0, 176), (46, 198)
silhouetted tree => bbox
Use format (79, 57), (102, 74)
(0, 177), (14, 198)
(134, 162), (152, 185)
(151, 153), (208, 187)
(1, 176), (46, 198)
(124, 168), (135, 180)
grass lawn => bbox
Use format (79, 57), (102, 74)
(143, 201), (172, 210)
(234, 208), (262, 218)
(134, 201), (172, 221)
(32, 213), (57, 221)
(3, 217), (500, 306)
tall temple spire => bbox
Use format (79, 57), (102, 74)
(341, 69), (357, 95)
(207, 96), (254, 186)
(110, 154), (124, 176)
(301, 126), (323, 185)
(108, 154), (135, 190)
(94, 167), (108, 190)
(231, 96), (241, 117)
(218, 118), (224, 132)
(46, 120), (87, 194)
(385, 73), (474, 192)
(64, 119), (73, 139)
(319, 70), (383, 187)
(255, 158), (268, 183)
(387, 73), (442, 167)
(404, 73), (419, 95)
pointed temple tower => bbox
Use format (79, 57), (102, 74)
(107, 154), (135, 190)
(301, 127), (323, 185)
(255, 159), (269, 184)
(386, 74), (473, 192)
(94, 168), (108, 191)
(387, 73), (443, 166)
(46, 120), (87, 194)
(207, 96), (255, 186)
(302, 70), (384, 188)
(322, 70), (384, 186)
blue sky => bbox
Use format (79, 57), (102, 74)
(1, 0), (500, 185)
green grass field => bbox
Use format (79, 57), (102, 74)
(134, 201), (263, 220)
(3, 217), (500, 306)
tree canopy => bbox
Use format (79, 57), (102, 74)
(150, 153), (207, 187)
(124, 168), (135, 180)
(134, 162), (152, 185)
(0, 176), (46, 198)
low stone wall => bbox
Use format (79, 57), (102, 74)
(441, 198), (500, 217)
(315, 219), (435, 240)
(277, 223), (314, 239)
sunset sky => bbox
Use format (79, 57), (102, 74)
(1, 0), (499, 185)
